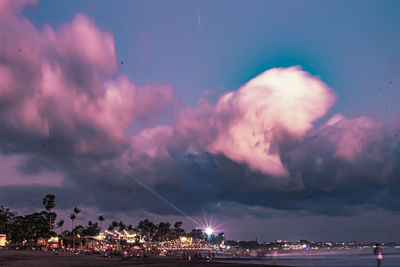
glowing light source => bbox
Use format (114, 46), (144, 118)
(0, 234), (6, 247)
(48, 237), (59, 243)
(205, 227), (214, 237)
(105, 230), (113, 235)
(96, 233), (105, 240)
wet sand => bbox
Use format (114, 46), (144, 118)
(0, 250), (293, 267)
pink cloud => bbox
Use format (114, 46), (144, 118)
(320, 114), (384, 162)
(107, 125), (174, 187)
(0, 0), (36, 20)
(175, 67), (336, 176)
(1, 0), (395, 190)
(174, 101), (217, 149)
(0, 1), (172, 157)
(128, 125), (172, 160)
(44, 14), (117, 76)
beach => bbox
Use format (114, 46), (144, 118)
(2, 248), (400, 267)
(0, 250), (292, 267)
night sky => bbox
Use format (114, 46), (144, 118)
(0, 0), (399, 242)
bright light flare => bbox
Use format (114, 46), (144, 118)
(205, 227), (214, 236)
(198, 214), (228, 239)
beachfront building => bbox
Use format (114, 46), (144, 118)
(37, 237), (46, 246)
(0, 234), (6, 246)
(48, 237), (59, 249)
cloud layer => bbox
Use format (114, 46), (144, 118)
(0, 0), (399, 227)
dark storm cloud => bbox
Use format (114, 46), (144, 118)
(3, 124), (399, 218)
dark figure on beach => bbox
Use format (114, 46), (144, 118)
(374, 244), (383, 267)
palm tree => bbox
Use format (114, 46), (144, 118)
(69, 213), (76, 250)
(69, 213), (76, 230)
(56, 219), (65, 233)
(98, 215), (104, 231)
(70, 207), (80, 250)
(73, 207), (81, 217)
(174, 221), (182, 229)
(118, 221), (126, 231)
(174, 221), (182, 237)
(42, 194), (55, 230)
(108, 220), (119, 231)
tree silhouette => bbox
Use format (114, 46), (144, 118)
(73, 207), (81, 216)
(70, 207), (80, 250)
(69, 213), (76, 230)
(56, 219), (65, 233)
(174, 221), (183, 237)
(98, 215), (104, 230)
(108, 220), (119, 231)
(118, 221), (126, 231)
(42, 194), (56, 230)
(136, 219), (157, 241)
(156, 222), (171, 241)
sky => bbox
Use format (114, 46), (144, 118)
(0, 0), (399, 242)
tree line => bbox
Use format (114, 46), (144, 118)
(0, 194), (222, 245)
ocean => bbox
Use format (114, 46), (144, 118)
(218, 247), (400, 267)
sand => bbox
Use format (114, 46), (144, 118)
(0, 250), (293, 267)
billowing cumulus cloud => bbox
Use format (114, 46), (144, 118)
(207, 67), (334, 175)
(0, 0), (399, 229)
(176, 67), (336, 176)
(0, 0), (172, 158)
